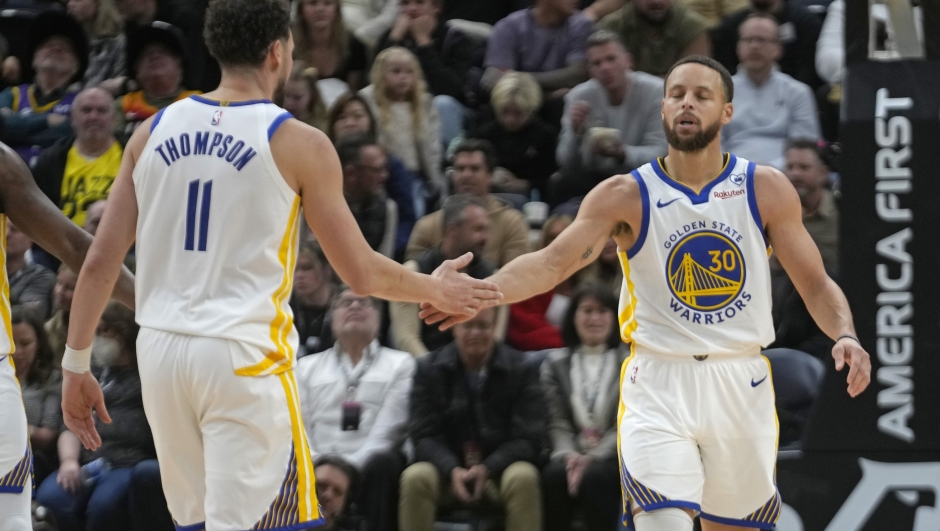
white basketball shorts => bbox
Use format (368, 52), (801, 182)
(137, 328), (324, 531)
(617, 349), (780, 529)
(0, 356), (32, 531)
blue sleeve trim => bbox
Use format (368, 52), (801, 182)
(150, 107), (167, 133)
(626, 170), (650, 259)
(745, 161), (767, 245)
(267, 112), (294, 141)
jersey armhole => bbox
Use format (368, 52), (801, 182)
(625, 170), (650, 259)
(267, 111), (294, 141)
(745, 161), (768, 246)
(150, 107), (167, 133)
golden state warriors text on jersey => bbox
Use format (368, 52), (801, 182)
(617, 154), (775, 357)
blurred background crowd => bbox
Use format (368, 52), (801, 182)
(3, 0), (918, 528)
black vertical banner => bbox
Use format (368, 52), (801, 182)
(776, 61), (940, 530)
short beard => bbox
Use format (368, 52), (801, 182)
(663, 116), (722, 153)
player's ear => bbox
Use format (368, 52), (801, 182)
(721, 102), (734, 125)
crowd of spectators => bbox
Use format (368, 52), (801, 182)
(0, 0), (872, 528)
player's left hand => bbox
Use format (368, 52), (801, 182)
(428, 252), (502, 321)
(832, 337), (871, 398)
(62, 370), (111, 450)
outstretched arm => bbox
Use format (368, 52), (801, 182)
(756, 166), (870, 397)
(422, 175), (641, 329)
(0, 143), (135, 310)
(272, 120), (500, 315)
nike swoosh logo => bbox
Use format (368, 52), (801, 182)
(751, 375), (768, 387)
(656, 197), (681, 208)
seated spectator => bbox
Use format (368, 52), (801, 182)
(0, 11), (86, 167)
(46, 265), (78, 362)
(468, 72), (559, 197)
(298, 286), (416, 531)
(328, 93), (418, 255)
(293, 0), (368, 98)
(377, 0), (478, 147)
(506, 215), (573, 352)
(341, 0), (400, 49)
(600, 0), (709, 77)
(336, 133), (399, 258)
(116, 0), (219, 91)
(721, 14), (820, 169)
(11, 307), (62, 484)
(440, 0), (527, 26)
(37, 302), (173, 531)
(280, 61), (328, 132)
(292, 241), (338, 357)
(360, 47), (443, 195)
(406, 139), (529, 267)
(400, 306), (545, 531)
(686, 0), (750, 28)
(7, 221), (56, 319)
(556, 30), (666, 196)
(711, 0), (823, 90)
(33, 87), (123, 227)
(391, 194), (496, 356)
(482, 0), (593, 123)
(783, 139), (837, 274)
(82, 199), (107, 235)
(541, 284), (626, 531)
(67, 0), (127, 90)
(114, 22), (200, 139)
(314, 455), (361, 531)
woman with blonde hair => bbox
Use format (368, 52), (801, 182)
(469, 72), (559, 197)
(279, 61), (329, 132)
(292, 0), (368, 93)
(360, 47), (442, 201)
(67, 0), (127, 90)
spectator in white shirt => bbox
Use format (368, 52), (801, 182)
(297, 286), (416, 531)
(722, 13), (819, 169)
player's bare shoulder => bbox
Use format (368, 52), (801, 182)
(751, 163), (802, 227)
(268, 118), (337, 192)
(582, 172), (643, 244)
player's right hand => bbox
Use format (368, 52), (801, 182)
(429, 252), (503, 318)
(62, 370), (112, 451)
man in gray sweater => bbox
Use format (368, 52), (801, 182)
(555, 30), (667, 200)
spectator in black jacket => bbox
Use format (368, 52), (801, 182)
(711, 0), (822, 90)
(36, 302), (173, 531)
(32, 87), (123, 228)
(376, 0), (478, 147)
(400, 306), (545, 531)
(7, 221), (56, 319)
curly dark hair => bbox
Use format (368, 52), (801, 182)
(204, 0), (291, 69)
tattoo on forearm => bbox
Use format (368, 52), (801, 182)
(582, 246), (593, 260)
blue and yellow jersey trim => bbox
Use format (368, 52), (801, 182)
(12, 85), (62, 114)
(699, 490), (781, 529)
(235, 198), (301, 377)
(0, 215), (13, 362)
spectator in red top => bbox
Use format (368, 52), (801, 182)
(506, 214), (577, 351)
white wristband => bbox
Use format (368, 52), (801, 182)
(62, 344), (92, 374)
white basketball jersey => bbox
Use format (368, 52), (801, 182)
(618, 153), (775, 357)
(134, 95), (300, 376)
(0, 215), (12, 360)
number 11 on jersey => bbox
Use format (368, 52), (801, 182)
(185, 179), (212, 251)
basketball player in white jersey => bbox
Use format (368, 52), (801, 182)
(59, 1), (500, 530)
(422, 55), (872, 531)
(0, 143), (134, 530)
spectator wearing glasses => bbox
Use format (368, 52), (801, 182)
(298, 287), (416, 531)
(721, 13), (819, 170)
(336, 133), (399, 258)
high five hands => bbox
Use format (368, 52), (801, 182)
(426, 253), (502, 322)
